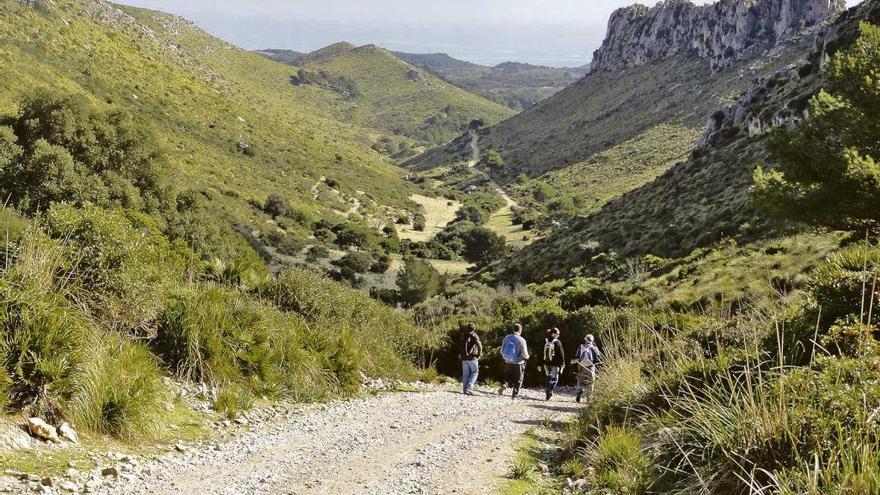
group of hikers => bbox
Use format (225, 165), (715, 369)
(460, 323), (603, 402)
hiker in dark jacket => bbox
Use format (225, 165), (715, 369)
(460, 322), (483, 396)
(540, 328), (565, 401)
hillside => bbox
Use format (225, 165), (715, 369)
(406, 1), (845, 224)
(259, 43), (515, 148)
(392, 51), (589, 110)
(494, 0), (878, 283)
(0, 0), (436, 270)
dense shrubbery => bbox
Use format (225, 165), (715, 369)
(0, 93), (429, 441)
(0, 90), (169, 215)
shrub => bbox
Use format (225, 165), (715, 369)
(413, 213), (427, 232)
(44, 204), (187, 332)
(156, 286), (277, 385)
(262, 268), (420, 379)
(0, 90), (169, 214)
(213, 385), (255, 420)
(584, 426), (653, 494)
(68, 339), (168, 440)
(333, 251), (373, 274)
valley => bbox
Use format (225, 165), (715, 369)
(3, 0), (880, 493)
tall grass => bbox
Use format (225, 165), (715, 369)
(568, 242), (880, 494)
(68, 339), (168, 440)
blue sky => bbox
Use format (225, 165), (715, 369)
(118, 0), (864, 67)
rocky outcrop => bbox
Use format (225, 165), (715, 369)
(592, 0), (846, 72)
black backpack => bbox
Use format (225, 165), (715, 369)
(463, 333), (481, 359)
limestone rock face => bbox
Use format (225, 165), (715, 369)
(592, 0), (845, 72)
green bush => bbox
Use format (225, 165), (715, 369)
(0, 277), (90, 420)
(156, 286), (278, 385)
(0, 89), (170, 214)
(262, 268), (420, 379)
(809, 242), (880, 325)
(585, 426), (654, 494)
(68, 338), (168, 440)
(44, 203), (188, 331)
(213, 385), (256, 420)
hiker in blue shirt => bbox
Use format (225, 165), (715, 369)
(574, 334), (603, 403)
(498, 324), (529, 399)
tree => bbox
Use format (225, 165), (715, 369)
(752, 23), (880, 230)
(333, 251), (373, 274)
(412, 213), (427, 232)
(480, 150), (504, 170)
(532, 182), (556, 203)
(396, 258), (441, 307)
(463, 227), (509, 267)
(0, 89), (169, 214)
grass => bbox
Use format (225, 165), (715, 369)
(395, 194), (461, 242)
(499, 427), (562, 495)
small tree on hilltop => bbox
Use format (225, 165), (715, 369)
(752, 23), (880, 230)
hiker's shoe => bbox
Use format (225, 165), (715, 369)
(465, 390), (475, 396)
(546, 391), (552, 401)
(575, 392), (582, 403)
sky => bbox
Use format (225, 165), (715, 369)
(118, 0), (864, 68)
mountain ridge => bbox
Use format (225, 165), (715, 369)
(592, 0), (847, 72)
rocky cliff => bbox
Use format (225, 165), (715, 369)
(592, 0), (845, 72)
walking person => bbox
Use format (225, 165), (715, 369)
(460, 322), (483, 396)
(574, 334), (603, 403)
(540, 328), (565, 401)
(499, 324), (529, 399)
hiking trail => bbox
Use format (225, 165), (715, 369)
(94, 387), (578, 495)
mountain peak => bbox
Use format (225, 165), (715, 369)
(592, 0), (846, 72)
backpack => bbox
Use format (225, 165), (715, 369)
(577, 345), (594, 368)
(543, 339), (556, 364)
(463, 334), (481, 359)
(501, 336), (518, 362)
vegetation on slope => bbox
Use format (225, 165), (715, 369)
(491, 3), (880, 283)
(0, 0), (433, 273)
(392, 52), (588, 111)
(260, 43), (515, 148)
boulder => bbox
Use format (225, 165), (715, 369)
(0, 427), (32, 451)
(57, 423), (78, 444)
(26, 418), (58, 443)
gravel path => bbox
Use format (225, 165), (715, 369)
(96, 387), (579, 495)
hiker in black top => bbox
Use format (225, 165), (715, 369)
(460, 322), (483, 395)
(540, 328), (565, 401)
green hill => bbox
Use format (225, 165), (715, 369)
(392, 52), (588, 110)
(0, 0), (432, 267)
(260, 43), (516, 148)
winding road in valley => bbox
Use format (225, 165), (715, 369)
(97, 387), (579, 495)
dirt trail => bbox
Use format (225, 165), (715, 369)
(467, 130), (517, 210)
(96, 387), (577, 495)
(468, 131), (535, 247)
